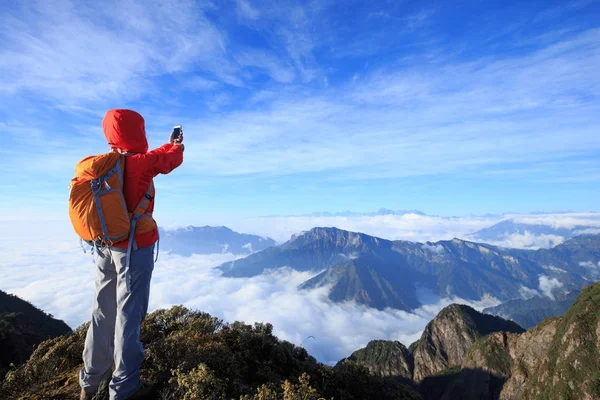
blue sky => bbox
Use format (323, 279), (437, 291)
(1, 0), (599, 224)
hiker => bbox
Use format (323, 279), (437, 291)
(78, 109), (184, 400)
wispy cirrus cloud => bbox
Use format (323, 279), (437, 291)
(0, 0), (235, 104)
(161, 28), (600, 182)
(236, 0), (260, 20)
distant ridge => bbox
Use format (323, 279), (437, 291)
(159, 226), (276, 256)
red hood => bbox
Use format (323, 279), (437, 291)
(102, 109), (149, 153)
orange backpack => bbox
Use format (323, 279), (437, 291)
(68, 152), (154, 246)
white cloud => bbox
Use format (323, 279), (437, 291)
(580, 261), (600, 269)
(422, 243), (445, 254)
(580, 261), (600, 279)
(519, 285), (541, 299)
(236, 0), (260, 20)
(152, 28), (600, 182)
(0, 0), (237, 104)
(490, 232), (566, 250)
(235, 49), (297, 83)
(509, 213), (600, 230)
(538, 274), (563, 300)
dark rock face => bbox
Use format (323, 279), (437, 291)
(339, 340), (414, 379)
(335, 304), (526, 398)
(418, 283), (600, 400)
(412, 304), (524, 382)
(506, 283), (600, 399)
(0, 290), (72, 380)
(159, 226), (276, 256)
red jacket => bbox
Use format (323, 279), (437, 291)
(102, 109), (184, 249)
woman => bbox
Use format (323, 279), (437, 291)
(79, 109), (184, 400)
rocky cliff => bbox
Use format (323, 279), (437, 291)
(411, 304), (524, 381)
(438, 283), (600, 399)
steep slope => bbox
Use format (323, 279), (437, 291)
(390, 238), (546, 301)
(159, 226), (276, 256)
(483, 289), (579, 329)
(412, 304), (524, 381)
(425, 283), (600, 399)
(0, 306), (421, 400)
(299, 255), (422, 310)
(338, 340), (413, 379)
(0, 290), (71, 380)
(514, 282), (600, 399)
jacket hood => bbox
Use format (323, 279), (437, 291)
(102, 109), (149, 153)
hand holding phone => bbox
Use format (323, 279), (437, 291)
(171, 125), (183, 144)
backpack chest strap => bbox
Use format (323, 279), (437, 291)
(132, 181), (155, 220)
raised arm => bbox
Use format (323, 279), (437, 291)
(146, 143), (184, 176)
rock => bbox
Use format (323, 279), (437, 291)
(338, 340), (414, 379)
(510, 283), (600, 399)
(412, 304), (524, 381)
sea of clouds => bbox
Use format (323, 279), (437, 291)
(0, 218), (500, 365)
(1, 212), (599, 364)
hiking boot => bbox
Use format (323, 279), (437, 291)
(127, 381), (155, 399)
(80, 389), (96, 400)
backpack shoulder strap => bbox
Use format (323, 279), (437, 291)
(124, 181), (155, 293)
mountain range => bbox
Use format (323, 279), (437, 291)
(219, 227), (600, 313)
(158, 226), (276, 256)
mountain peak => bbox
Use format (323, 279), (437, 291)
(288, 227), (381, 246)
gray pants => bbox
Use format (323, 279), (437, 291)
(79, 245), (155, 400)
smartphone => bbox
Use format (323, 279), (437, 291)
(172, 125), (182, 142)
